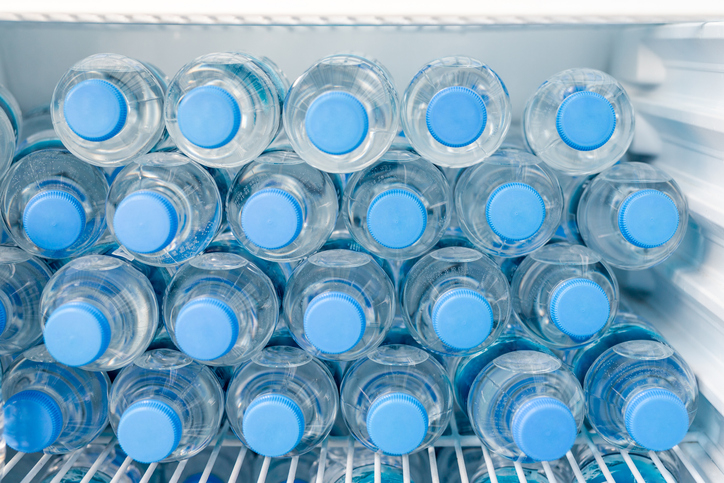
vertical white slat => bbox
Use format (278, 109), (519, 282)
(565, 451), (586, 483)
(109, 456), (134, 483)
(402, 454), (410, 483)
(168, 459), (189, 483)
(227, 448), (248, 483)
(448, 417), (469, 483)
(620, 450), (645, 483)
(19, 454), (52, 483)
(2, 452), (25, 478)
(139, 463), (158, 483)
(315, 439), (329, 483)
(80, 439), (118, 483)
(257, 457), (271, 483)
(513, 460), (527, 483)
(286, 456), (300, 483)
(345, 438), (355, 483)
(48, 450), (83, 483)
(673, 445), (707, 483)
(648, 451), (677, 483)
(481, 446), (498, 483)
(582, 430), (615, 483)
(540, 461), (558, 483)
(427, 446), (440, 483)
(198, 422), (229, 483)
(374, 452), (381, 483)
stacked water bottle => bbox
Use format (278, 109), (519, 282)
(0, 51), (695, 483)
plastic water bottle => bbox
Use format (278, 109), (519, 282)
(401, 56), (511, 168)
(163, 251), (279, 365)
(454, 149), (563, 258)
(14, 106), (65, 162)
(0, 84), (21, 176)
(523, 68), (634, 175)
(573, 443), (679, 483)
(284, 249), (395, 361)
(401, 246), (510, 356)
(511, 243), (619, 348)
(576, 162), (688, 270)
(585, 340), (698, 451)
(557, 173), (594, 245)
(39, 444), (142, 483)
(436, 447), (570, 483)
(110, 349), (224, 463)
(226, 150), (339, 262)
(51, 53), (166, 166)
(468, 348), (584, 462)
(0, 150), (108, 259)
(342, 149), (451, 260)
(226, 345), (338, 457)
(3, 345), (110, 453)
(40, 255), (158, 371)
(107, 152), (222, 266)
(340, 344), (453, 455)
(284, 54), (399, 173)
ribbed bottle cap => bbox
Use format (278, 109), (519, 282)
(511, 396), (578, 461)
(556, 91), (616, 151)
(366, 392), (428, 456)
(242, 394), (305, 457)
(426, 86), (487, 148)
(64, 79), (128, 142)
(367, 188), (427, 249)
(304, 292), (366, 354)
(625, 388), (689, 451)
(618, 189), (679, 248)
(485, 182), (546, 241)
(175, 297), (239, 361)
(118, 399), (183, 463)
(4, 390), (63, 453)
(549, 278), (610, 339)
(241, 188), (304, 250)
(305, 91), (369, 155)
(23, 190), (86, 251)
(44, 301), (111, 366)
(432, 288), (493, 350)
(113, 190), (178, 254)
(177, 86), (241, 149)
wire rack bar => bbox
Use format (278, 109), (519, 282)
(582, 429), (615, 483)
(2, 451), (25, 478)
(139, 463), (158, 483)
(108, 456), (133, 483)
(541, 460), (558, 483)
(79, 439), (118, 483)
(481, 445), (499, 483)
(199, 422), (230, 483)
(674, 444), (707, 483)
(168, 458), (189, 483)
(565, 450), (586, 483)
(620, 450), (646, 483)
(428, 447), (441, 483)
(227, 448), (248, 483)
(345, 438), (355, 483)
(287, 455), (300, 483)
(649, 451), (677, 483)
(19, 454), (52, 483)
(513, 460), (527, 483)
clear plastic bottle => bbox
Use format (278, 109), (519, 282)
(572, 443), (679, 483)
(52, 53), (166, 166)
(110, 349), (224, 463)
(165, 53), (287, 168)
(342, 150), (451, 260)
(523, 68), (634, 175)
(39, 444), (142, 483)
(511, 243), (618, 348)
(468, 349), (584, 462)
(226, 150), (338, 262)
(3, 345), (110, 454)
(284, 249), (395, 361)
(284, 54), (399, 173)
(576, 162), (688, 270)
(226, 345), (338, 458)
(14, 105), (65, 162)
(106, 152), (222, 266)
(557, 173), (594, 245)
(401, 56), (511, 168)
(455, 149), (563, 258)
(40, 255), (158, 371)
(340, 344), (453, 456)
(0, 84), (22, 176)
(585, 340), (698, 451)
(0, 150), (108, 259)
(163, 251), (278, 365)
(401, 246), (510, 356)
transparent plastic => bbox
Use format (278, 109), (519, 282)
(511, 243), (619, 348)
(401, 246), (511, 356)
(3, 345), (110, 454)
(455, 149), (563, 258)
(109, 349), (224, 463)
(577, 162), (688, 270)
(284, 54), (399, 173)
(572, 443), (679, 483)
(0, 150), (109, 259)
(225, 345), (338, 457)
(39, 444), (142, 483)
(165, 53), (287, 168)
(342, 150), (451, 260)
(106, 152), (222, 266)
(0, 84), (22, 175)
(401, 56), (511, 168)
(14, 105), (65, 162)
(283, 249), (396, 361)
(226, 150), (338, 262)
(558, 173), (594, 245)
(40, 255), (158, 371)
(523, 68), (634, 175)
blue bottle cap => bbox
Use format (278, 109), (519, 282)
(113, 190), (178, 254)
(426, 86), (487, 148)
(556, 91), (616, 151)
(366, 392), (428, 455)
(485, 182), (546, 241)
(0, 300), (7, 336)
(183, 474), (225, 483)
(305, 91), (369, 155)
(242, 394), (305, 457)
(4, 390), (63, 453)
(177, 86), (241, 150)
(367, 189), (427, 249)
(118, 399), (183, 463)
(64, 79), (128, 142)
(511, 396), (578, 461)
(432, 288), (494, 350)
(44, 301), (111, 367)
(549, 278), (610, 339)
(241, 188), (303, 250)
(175, 297), (239, 361)
(23, 190), (86, 251)
(304, 292), (366, 354)
(625, 388), (689, 451)
(618, 189), (679, 249)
